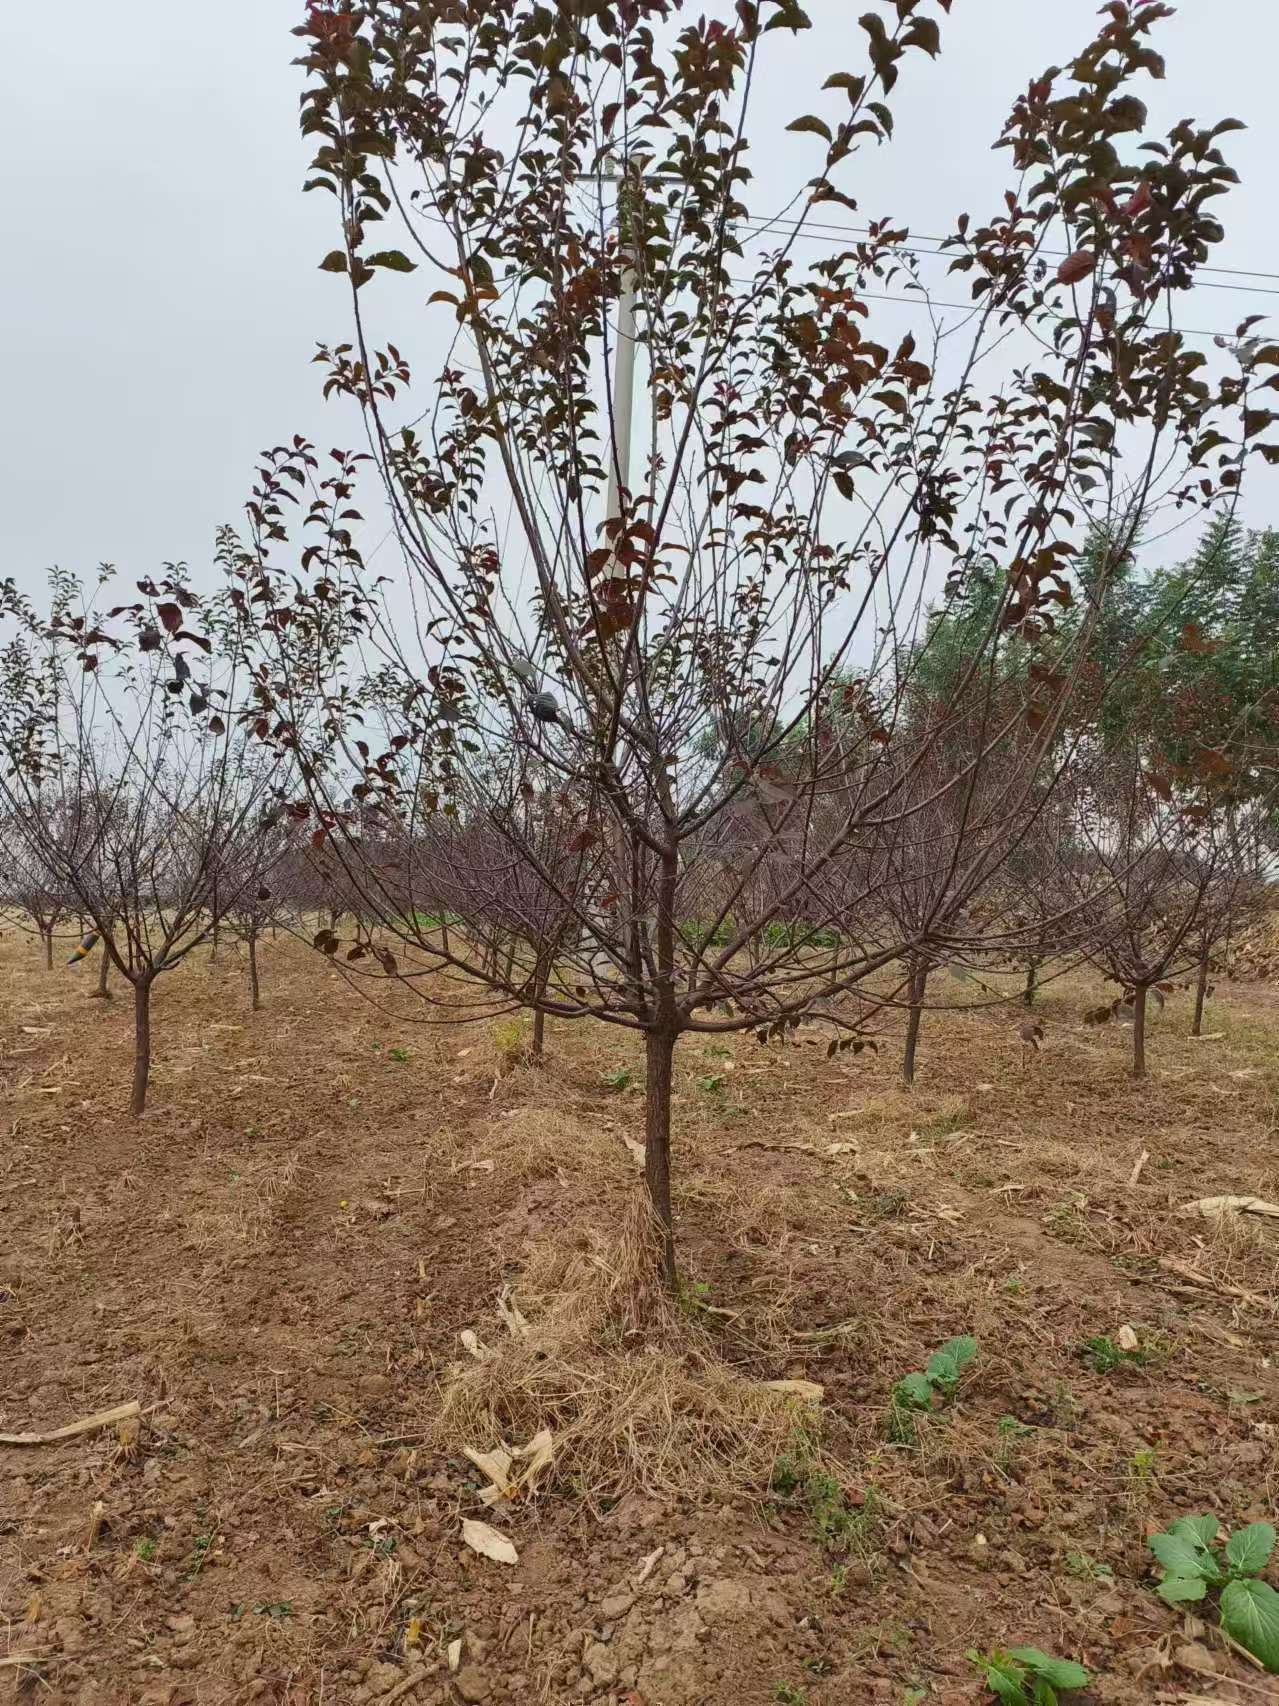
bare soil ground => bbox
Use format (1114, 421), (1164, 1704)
(3, 930), (1279, 1706)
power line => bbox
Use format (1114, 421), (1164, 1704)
(722, 275), (1242, 342)
(412, 203), (1266, 344)
(733, 210), (1279, 290)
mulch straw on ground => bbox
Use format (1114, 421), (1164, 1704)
(426, 1190), (824, 1507)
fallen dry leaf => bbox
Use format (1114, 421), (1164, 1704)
(513, 1427), (554, 1493)
(461, 1518), (518, 1565)
(465, 1428), (554, 1504)
(496, 1286), (530, 1338)
(463, 1445), (515, 1500)
(763, 1379), (824, 1403)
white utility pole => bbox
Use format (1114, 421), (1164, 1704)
(604, 248), (638, 532)
(602, 163), (641, 549)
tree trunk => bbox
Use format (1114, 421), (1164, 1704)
(644, 1028), (678, 1289)
(1192, 945), (1210, 1037)
(130, 978), (153, 1116)
(902, 964), (928, 1086)
(531, 1007), (546, 1062)
(43, 927), (54, 971)
(1024, 962), (1037, 1006)
(248, 932), (262, 1011)
(1131, 983), (1148, 1079)
(91, 945), (111, 999)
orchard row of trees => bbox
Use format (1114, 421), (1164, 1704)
(3, 0), (1278, 1282)
(2, 516), (1272, 1209)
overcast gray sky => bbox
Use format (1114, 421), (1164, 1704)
(4, 1), (1276, 600)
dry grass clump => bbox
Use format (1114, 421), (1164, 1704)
(425, 1191), (822, 1507)
(1177, 1204), (1279, 1302)
(471, 1104), (632, 1192)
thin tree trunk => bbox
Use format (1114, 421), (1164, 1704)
(644, 1028), (678, 1290)
(43, 927), (54, 971)
(248, 932), (262, 1011)
(1024, 962), (1037, 1006)
(1192, 945), (1210, 1037)
(1131, 983), (1148, 1079)
(529, 951), (552, 1063)
(91, 945), (111, 999)
(130, 979), (153, 1116)
(902, 964), (927, 1086)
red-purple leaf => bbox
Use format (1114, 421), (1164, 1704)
(1056, 250), (1096, 285)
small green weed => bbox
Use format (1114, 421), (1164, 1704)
(809, 1469), (868, 1553)
(676, 1277), (713, 1317)
(387, 1045), (410, 1063)
(1081, 1334), (1145, 1375)
(916, 1104), (972, 1140)
(771, 1450), (882, 1564)
(889, 1335), (978, 1441)
(185, 1533), (215, 1578)
(1063, 1550), (1113, 1584)
(1229, 1388), (1264, 1410)
(1049, 1381), (1079, 1428)
(966, 1645), (1089, 1705)
(1148, 1515), (1279, 1672)
(866, 1190), (909, 1221)
(253, 1601), (295, 1620)
(772, 1684), (809, 1705)
(134, 1537), (157, 1562)
(601, 1066), (634, 1090)
(697, 1073), (725, 1095)
(492, 1017), (528, 1063)
(1128, 1445), (1158, 1490)
(995, 1414), (1034, 1468)
(1046, 1195), (1091, 1246)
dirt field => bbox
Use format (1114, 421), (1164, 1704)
(3, 928), (1279, 1706)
